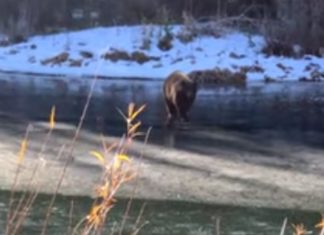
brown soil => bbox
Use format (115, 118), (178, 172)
(41, 52), (69, 66)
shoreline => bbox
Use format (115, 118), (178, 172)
(1, 117), (324, 212)
(0, 69), (161, 81)
(0, 69), (322, 86)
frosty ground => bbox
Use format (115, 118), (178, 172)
(2, 114), (324, 212)
(0, 25), (323, 81)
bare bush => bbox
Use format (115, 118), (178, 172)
(177, 10), (259, 43)
(0, 0), (36, 43)
(262, 0), (324, 57)
(0, 0), (69, 42)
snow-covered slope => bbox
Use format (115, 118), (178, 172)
(0, 25), (323, 81)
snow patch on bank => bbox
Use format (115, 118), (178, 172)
(0, 25), (323, 81)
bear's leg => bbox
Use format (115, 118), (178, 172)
(175, 94), (191, 123)
(164, 99), (177, 127)
(166, 114), (175, 127)
(179, 107), (189, 123)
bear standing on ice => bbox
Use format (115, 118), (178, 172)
(163, 71), (201, 127)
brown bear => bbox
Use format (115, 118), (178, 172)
(163, 71), (201, 127)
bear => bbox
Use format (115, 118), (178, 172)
(163, 71), (201, 127)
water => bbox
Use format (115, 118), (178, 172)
(0, 191), (322, 235)
(1, 73), (324, 234)
(1, 73), (324, 152)
(1, 73), (324, 134)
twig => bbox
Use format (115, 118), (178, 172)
(67, 200), (75, 235)
(41, 54), (101, 235)
(131, 221), (149, 235)
(280, 217), (288, 235)
(118, 127), (152, 235)
(5, 124), (32, 235)
(71, 217), (87, 235)
(320, 227), (324, 235)
(133, 203), (147, 232)
(9, 124), (57, 235)
(9, 138), (65, 235)
(215, 216), (221, 235)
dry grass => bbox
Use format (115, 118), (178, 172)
(177, 11), (259, 43)
(277, 215), (324, 235)
(139, 24), (154, 51)
(102, 49), (160, 64)
(74, 103), (147, 235)
(5, 101), (148, 235)
(6, 106), (56, 235)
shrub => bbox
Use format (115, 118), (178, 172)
(6, 102), (148, 234)
(102, 49), (160, 64)
(188, 68), (247, 87)
(261, 0), (324, 57)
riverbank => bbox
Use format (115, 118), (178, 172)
(0, 25), (323, 82)
(1, 73), (324, 212)
(1, 115), (324, 212)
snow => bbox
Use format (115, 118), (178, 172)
(0, 25), (323, 82)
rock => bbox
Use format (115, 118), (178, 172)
(41, 52), (69, 66)
(240, 65), (264, 73)
(80, 51), (93, 59)
(30, 44), (37, 50)
(229, 52), (246, 59)
(69, 59), (83, 67)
